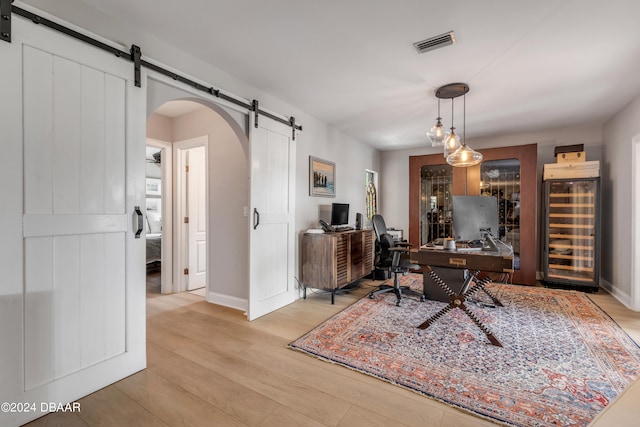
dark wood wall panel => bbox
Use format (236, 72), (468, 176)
(409, 144), (537, 284)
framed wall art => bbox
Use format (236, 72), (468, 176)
(309, 156), (335, 197)
(146, 178), (161, 196)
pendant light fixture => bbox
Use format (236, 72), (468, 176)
(446, 91), (483, 167)
(430, 83), (483, 167)
(426, 98), (445, 146)
(443, 94), (460, 157)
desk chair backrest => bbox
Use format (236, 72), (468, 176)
(372, 214), (395, 264)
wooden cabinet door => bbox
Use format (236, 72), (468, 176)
(335, 233), (349, 287)
(409, 144), (537, 285)
(349, 231), (364, 279)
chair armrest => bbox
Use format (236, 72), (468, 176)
(394, 241), (412, 247)
(389, 247), (410, 254)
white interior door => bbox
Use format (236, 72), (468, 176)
(174, 136), (208, 292)
(248, 114), (297, 320)
(187, 145), (207, 290)
(0, 18), (146, 426)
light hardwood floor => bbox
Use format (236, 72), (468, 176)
(25, 277), (640, 427)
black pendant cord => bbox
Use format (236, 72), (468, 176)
(450, 97), (455, 133)
(462, 93), (466, 147)
(4, 3), (302, 135)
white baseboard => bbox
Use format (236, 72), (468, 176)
(599, 278), (637, 311)
(206, 292), (247, 312)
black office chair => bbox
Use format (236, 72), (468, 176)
(369, 214), (423, 306)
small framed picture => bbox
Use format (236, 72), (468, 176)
(309, 156), (335, 197)
(146, 178), (161, 196)
(146, 198), (160, 212)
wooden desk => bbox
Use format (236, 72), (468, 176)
(411, 246), (514, 273)
(410, 244), (514, 346)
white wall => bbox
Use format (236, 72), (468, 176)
(296, 123), (380, 231)
(602, 93), (640, 309)
(146, 113), (173, 142)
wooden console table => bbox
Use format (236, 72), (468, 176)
(411, 244), (514, 346)
(301, 229), (374, 304)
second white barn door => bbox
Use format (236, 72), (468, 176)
(248, 114), (297, 320)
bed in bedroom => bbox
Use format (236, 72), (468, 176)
(146, 212), (162, 269)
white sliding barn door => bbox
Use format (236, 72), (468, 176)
(248, 115), (297, 320)
(0, 18), (146, 426)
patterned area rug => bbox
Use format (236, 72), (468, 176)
(289, 275), (640, 427)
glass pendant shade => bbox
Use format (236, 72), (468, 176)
(443, 128), (460, 157)
(427, 118), (445, 146)
(431, 83), (481, 166)
(446, 143), (483, 167)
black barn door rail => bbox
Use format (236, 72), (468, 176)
(2, 0), (302, 136)
(0, 0), (14, 42)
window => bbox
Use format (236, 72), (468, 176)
(365, 170), (378, 228)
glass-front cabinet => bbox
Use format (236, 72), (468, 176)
(480, 159), (521, 267)
(543, 178), (600, 290)
(420, 165), (453, 243)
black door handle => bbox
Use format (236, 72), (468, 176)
(253, 208), (260, 230)
(134, 206), (143, 238)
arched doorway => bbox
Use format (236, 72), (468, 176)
(146, 93), (250, 309)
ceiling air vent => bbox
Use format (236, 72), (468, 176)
(413, 31), (455, 54)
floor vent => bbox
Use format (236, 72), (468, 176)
(413, 31), (455, 54)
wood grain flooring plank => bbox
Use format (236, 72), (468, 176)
(170, 340), (352, 426)
(238, 343), (446, 426)
(337, 404), (421, 427)
(148, 312), (253, 355)
(258, 405), (330, 427)
(114, 368), (247, 426)
(23, 411), (89, 427)
(77, 385), (168, 426)
(146, 341), (280, 426)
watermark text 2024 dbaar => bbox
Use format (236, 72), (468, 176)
(1, 402), (81, 413)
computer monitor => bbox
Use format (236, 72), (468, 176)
(330, 203), (349, 226)
(452, 196), (499, 241)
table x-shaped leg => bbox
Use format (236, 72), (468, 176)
(468, 270), (504, 307)
(418, 268), (503, 347)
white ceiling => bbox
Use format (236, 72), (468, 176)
(33, 0), (640, 150)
